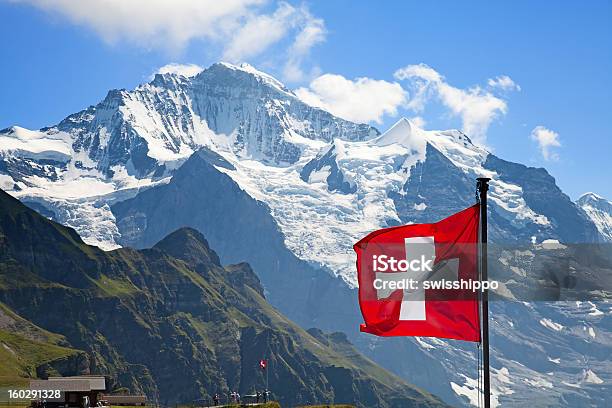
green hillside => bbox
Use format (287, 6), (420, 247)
(0, 190), (445, 407)
(0, 303), (86, 387)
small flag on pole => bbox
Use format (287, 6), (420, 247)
(259, 359), (267, 370)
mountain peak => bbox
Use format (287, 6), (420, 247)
(374, 117), (426, 152)
(577, 192), (612, 241)
(375, 117), (477, 151)
(577, 191), (612, 217)
(206, 61), (290, 94)
(153, 227), (221, 267)
(578, 192), (607, 204)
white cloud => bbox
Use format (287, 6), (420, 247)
(488, 75), (521, 91)
(155, 63), (203, 77)
(14, 0), (261, 50)
(394, 63), (517, 144)
(14, 0), (326, 79)
(283, 9), (326, 82)
(531, 126), (561, 161)
(295, 74), (408, 124)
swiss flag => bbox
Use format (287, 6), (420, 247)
(259, 359), (267, 370)
(354, 204), (481, 342)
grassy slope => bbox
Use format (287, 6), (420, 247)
(0, 329), (81, 386)
(0, 302), (83, 387)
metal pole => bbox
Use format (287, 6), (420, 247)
(477, 177), (491, 408)
(266, 330), (270, 402)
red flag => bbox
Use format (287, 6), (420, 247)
(354, 204), (481, 342)
(259, 359), (267, 370)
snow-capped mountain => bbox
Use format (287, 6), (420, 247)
(1, 62), (375, 181)
(1, 62), (610, 406)
(0, 62), (376, 249)
(577, 192), (612, 241)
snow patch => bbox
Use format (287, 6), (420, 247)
(0, 127), (71, 162)
(414, 202), (427, 211)
(539, 318), (564, 331)
(308, 165), (331, 183)
(588, 302), (604, 316)
(523, 377), (553, 389)
(584, 369), (604, 384)
(414, 336), (435, 350)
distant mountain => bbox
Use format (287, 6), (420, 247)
(0, 189), (444, 408)
(1, 62), (610, 406)
(577, 192), (612, 241)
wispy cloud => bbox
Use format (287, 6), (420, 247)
(394, 63), (518, 144)
(488, 75), (521, 92)
(295, 74), (407, 124)
(531, 126), (561, 161)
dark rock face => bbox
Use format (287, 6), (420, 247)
(0, 155), (66, 185)
(483, 154), (600, 243)
(191, 64), (377, 165)
(390, 143), (601, 244)
(300, 145), (357, 194)
(0, 189), (444, 408)
(391, 143), (474, 225)
(35, 353), (91, 379)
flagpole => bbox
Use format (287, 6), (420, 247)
(477, 177), (491, 408)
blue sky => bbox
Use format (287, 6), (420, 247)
(0, 0), (610, 199)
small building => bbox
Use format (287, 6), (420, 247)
(30, 376), (108, 408)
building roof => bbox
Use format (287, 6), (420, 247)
(30, 379), (91, 392)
